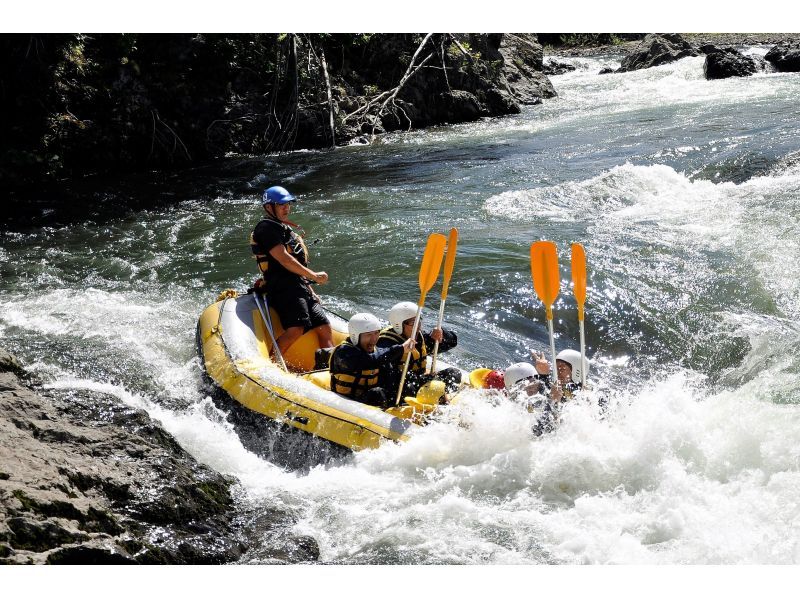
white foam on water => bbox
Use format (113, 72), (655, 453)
(27, 326), (800, 565)
(239, 373), (800, 564)
(484, 161), (800, 322)
(484, 162), (742, 241)
(0, 288), (191, 360)
(379, 53), (799, 152)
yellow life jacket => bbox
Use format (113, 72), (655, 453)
(250, 218), (309, 280)
(329, 340), (380, 399)
(379, 327), (427, 373)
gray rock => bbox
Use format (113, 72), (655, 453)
(618, 33), (700, 72)
(704, 46), (759, 79)
(0, 348), (316, 564)
(499, 33), (557, 104)
(765, 42), (800, 72)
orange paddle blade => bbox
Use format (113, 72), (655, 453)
(571, 243), (587, 321)
(530, 241), (560, 319)
(418, 233), (447, 304)
(441, 228), (459, 300)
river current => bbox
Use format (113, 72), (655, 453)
(2, 50), (800, 564)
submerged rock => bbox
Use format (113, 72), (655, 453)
(0, 349), (316, 564)
(765, 41), (800, 72)
(703, 46), (759, 79)
(618, 33), (700, 72)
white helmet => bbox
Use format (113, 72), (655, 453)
(348, 313), (381, 345)
(556, 349), (588, 384)
(388, 301), (419, 334)
(504, 362), (538, 390)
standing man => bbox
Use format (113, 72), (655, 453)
(250, 185), (334, 362)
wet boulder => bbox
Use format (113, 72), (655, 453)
(765, 42), (800, 72)
(441, 90), (485, 122)
(703, 47), (759, 79)
(0, 348), (317, 564)
(543, 59), (577, 76)
(618, 33), (700, 72)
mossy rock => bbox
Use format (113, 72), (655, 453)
(6, 517), (89, 552)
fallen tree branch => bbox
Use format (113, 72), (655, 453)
(149, 109), (191, 161)
(370, 50), (434, 138)
(448, 34), (475, 63)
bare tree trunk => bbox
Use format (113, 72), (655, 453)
(287, 33), (299, 150)
(440, 36), (451, 93)
(319, 48), (336, 148)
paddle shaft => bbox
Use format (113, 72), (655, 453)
(571, 243), (588, 389)
(546, 316), (557, 384)
(431, 228), (458, 373)
(578, 318), (587, 387)
(395, 307), (423, 406)
(395, 232), (447, 406)
(430, 297), (447, 372)
(254, 293), (288, 371)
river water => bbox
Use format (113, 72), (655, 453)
(3, 50), (800, 564)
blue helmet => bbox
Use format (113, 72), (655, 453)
(262, 186), (297, 205)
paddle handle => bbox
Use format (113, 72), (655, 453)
(579, 318), (587, 388)
(395, 307), (423, 406)
(547, 316), (557, 387)
(431, 297), (446, 372)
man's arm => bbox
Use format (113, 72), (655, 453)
(268, 244), (328, 284)
(423, 328), (457, 352)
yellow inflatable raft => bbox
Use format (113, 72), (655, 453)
(197, 291), (458, 452)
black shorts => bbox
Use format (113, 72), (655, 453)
(267, 287), (329, 332)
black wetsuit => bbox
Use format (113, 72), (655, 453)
(376, 327), (460, 399)
(250, 216), (328, 331)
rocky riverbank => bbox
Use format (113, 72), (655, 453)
(546, 32), (800, 58)
(0, 33), (553, 191)
(546, 33), (800, 81)
(0, 347), (317, 564)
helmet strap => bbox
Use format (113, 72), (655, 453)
(265, 205), (305, 236)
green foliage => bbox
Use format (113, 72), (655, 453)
(540, 33), (625, 48)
